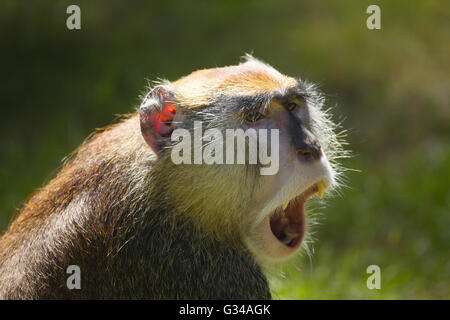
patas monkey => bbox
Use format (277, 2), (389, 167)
(0, 55), (346, 299)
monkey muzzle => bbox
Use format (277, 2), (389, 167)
(269, 182), (325, 248)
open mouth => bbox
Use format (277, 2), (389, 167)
(269, 181), (326, 249)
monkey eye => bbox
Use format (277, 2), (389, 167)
(286, 102), (298, 111)
(244, 110), (263, 123)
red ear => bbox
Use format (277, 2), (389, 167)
(153, 104), (177, 137)
(140, 99), (177, 153)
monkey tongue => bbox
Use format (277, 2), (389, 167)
(270, 198), (305, 247)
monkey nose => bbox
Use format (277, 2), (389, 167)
(297, 145), (322, 162)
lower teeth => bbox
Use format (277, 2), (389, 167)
(281, 232), (297, 244)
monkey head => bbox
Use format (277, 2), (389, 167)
(139, 55), (345, 265)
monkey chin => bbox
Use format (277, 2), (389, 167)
(248, 180), (328, 263)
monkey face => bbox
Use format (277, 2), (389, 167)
(140, 56), (345, 265)
(242, 96), (335, 263)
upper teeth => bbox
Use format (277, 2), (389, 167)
(282, 181), (326, 210)
(317, 181), (326, 199)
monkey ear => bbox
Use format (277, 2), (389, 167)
(139, 86), (178, 153)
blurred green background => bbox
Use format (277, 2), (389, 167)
(0, 0), (448, 299)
